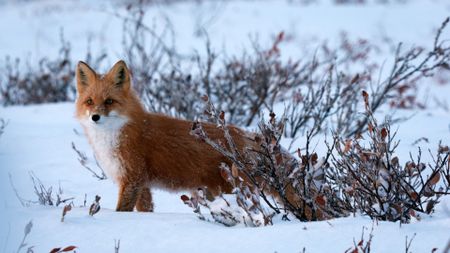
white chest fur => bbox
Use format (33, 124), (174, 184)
(80, 114), (129, 183)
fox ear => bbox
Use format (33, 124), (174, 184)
(76, 61), (96, 92)
(107, 60), (130, 90)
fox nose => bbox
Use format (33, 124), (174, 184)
(92, 114), (100, 122)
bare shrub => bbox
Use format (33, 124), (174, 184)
(0, 32), (106, 106)
(182, 185), (274, 227)
(329, 92), (450, 222)
(0, 32), (74, 106)
(344, 226), (419, 253)
(190, 95), (349, 222)
(158, 16), (450, 223)
(29, 171), (56, 206)
(344, 226), (374, 253)
(284, 17), (450, 139)
(182, 189), (241, 227)
(29, 172), (74, 207)
(120, 3), (289, 124)
(9, 172), (74, 207)
(121, 3), (450, 141)
(190, 92), (450, 224)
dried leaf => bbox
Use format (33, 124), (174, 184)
(425, 200), (436, 214)
(315, 195), (326, 207)
(367, 122), (373, 133)
(428, 172), (441, 186)
(89, 196), (101, 216)
(311, 153), (318, 164)
(391, 203), (402, 215)
(380, 128), (387, 139)
(62, 246), (77, 252)
(362, 90), (368, 98)
(391, 156), (399, 167)
(201, 94), (209, 102)
(220, 165), (231, 182)
(344, 139), (352, 153)
(405, 161), (416, 175)
(275, 153), (283, 165)
(270, 137), (277, 148)
(180, 195), (190, 203)
(409, 192), (419, 201)
(423, 186), (435, 197)
(277, 31), (285, 42)
(204, 189), (215, 202)
(438, 145), (449, 153)
(50, 248), (61, 253)
(362, 90), (369, 106)
(61, 204), (72, 222)
(357, 239), (364, 247)
(304, 205), (313, 221)
(345, 187), (354, 197)
(231, 163), (239, 178)
(350, 73), (360, 84)
(269, 112), (276, 125)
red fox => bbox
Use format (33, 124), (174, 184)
(75, 60), (256, 212)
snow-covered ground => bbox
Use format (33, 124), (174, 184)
(0, 103), (449, 252)
(0, 0), (450, 252)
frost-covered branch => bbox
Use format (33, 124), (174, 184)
(71, 142), (107, 180)
(329, 92), (450, 222)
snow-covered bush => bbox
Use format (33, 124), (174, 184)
(190, 95), (349, 222)
(0, 33), (74, 105)
(181, 186), (273, 227)
(0, 33), (106, 106)
(329, 92), (450, 223)
(190, 92), (450, 224)
(9, 172), (74, 207)
(123, 5), (450, 139)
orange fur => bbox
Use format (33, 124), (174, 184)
(75, 60), (253, 212)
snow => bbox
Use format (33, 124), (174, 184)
(0, 89), (448, 253)
(0, 0), (450, 252)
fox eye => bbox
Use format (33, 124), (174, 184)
(105, 98), (114, 105)
(86, 98), (93, 105)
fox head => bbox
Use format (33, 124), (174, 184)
(75, 60), (143, 129)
